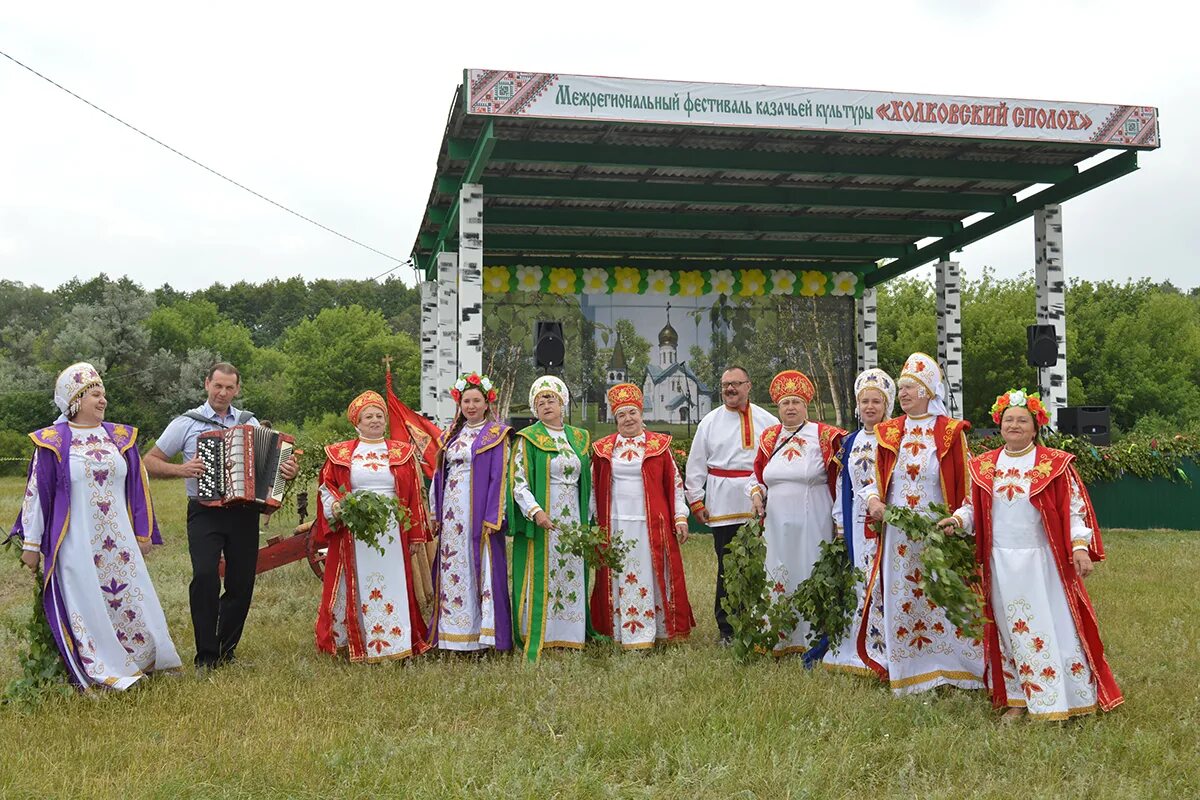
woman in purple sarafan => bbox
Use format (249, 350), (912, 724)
(8, 362), (181, 691)
(425, 372), (513, 653)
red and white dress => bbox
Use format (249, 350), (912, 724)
(591, 431), (695, 649)
(953, 446), (1123, 718)
(857, 413), (984, 695)
(749, 422), (843, 655)
(315, 438), (429, 662)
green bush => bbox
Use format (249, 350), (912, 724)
(0, 429), (33, 477)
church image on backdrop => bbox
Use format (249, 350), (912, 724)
(638, 307), (712, 424)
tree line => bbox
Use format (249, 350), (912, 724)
(2, 271), (1196, 472)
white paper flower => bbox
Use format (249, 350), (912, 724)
(831, 271), (858, 296)
(582, 267), (610, 294)
(710, 269), (735, 295)
(515, 265), (543, 292)
(1008, 390), (1027, 406)
(770, 269), (796, 294)
(647, 269), (673, 294)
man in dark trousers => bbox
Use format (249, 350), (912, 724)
(684, 366), (778, 643)
(145, 362), (297, 670)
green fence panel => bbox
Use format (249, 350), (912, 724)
(1088, 458), (1200, 531)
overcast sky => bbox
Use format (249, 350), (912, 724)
(2, 1), (1195, 294)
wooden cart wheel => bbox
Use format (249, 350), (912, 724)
(305, 527), (327, 580)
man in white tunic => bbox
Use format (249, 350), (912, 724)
(861, 353), (984, 695)
(824, 368), (896, 675)
(686, 366), (778, 643)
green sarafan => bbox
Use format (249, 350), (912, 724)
(883, 502), (986, 640)
(555, 521), (633, 574)
(793, 537), (863, 649)
(336, 488), (411, 555)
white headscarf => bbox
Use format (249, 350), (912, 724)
(900, 352), (948, 417)
(53, 362), (103, 422)
(528, 375), (569, 414)
(854, 367), (896, 420)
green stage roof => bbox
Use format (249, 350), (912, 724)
(413, 70), (1159, 287)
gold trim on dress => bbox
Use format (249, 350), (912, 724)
(888, 668), (983, 690)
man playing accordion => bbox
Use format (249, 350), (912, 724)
(145, 362), (298, 671)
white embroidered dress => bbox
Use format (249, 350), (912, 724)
(953, 448), (1099, 718)
(20, 425), (181, 689)
(824, 428), (881, 673)
(751, 423), (835, 654)
(862, 414), (984, 695)
(605, 433), (689, 649)
(512, 428), (590, 650)
(435, 421), (499, 650)
(319, 440), (417, 661)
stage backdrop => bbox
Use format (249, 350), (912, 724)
(481, 267), (856, 433)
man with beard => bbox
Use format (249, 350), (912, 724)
(685, 366), (778, 644)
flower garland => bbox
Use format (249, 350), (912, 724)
(990, 388), (1050, 427)
(450, 372), (497, 404)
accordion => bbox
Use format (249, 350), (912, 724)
(196, 425), (295, 510)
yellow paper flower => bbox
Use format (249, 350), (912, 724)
(614, 267), (642, 294)
(647, 269), (673, 294)
(548, 267), (577, 295)
(515, 265), (543, 292)
(770, 269), (796, 295)
(677, 271), (706, 297)
(483, 267), (511, 294)
(710, 269), (735, 296)
(739, 268), (767, 296)
(582, 267), (610, 294)
(800, 270), (828, 296)
(831, 271), (858, 296)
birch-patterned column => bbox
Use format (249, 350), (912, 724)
(458, 183), (484, 377)
(436, 252), (459, 426)
(420, 280), (438, 418)
(1035, 205), (1067, 428)
(935, 259), (964, 419)
(856, 287), (878, 372)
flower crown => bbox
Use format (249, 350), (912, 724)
(991, 388), (1050, 427)
(451, 372), (497, 404)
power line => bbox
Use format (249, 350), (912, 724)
(1, 48), (407, 268)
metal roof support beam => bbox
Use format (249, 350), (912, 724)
(483, 233), (910, 259)
(432, 175), (1015, 213)
(483, 208), (962, 238)
(864, 150), (1138, 287)
(422, 121), (495, 277)
(448, 138), (1078, 184)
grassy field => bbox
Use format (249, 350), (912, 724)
(0, 475), (1197, 799)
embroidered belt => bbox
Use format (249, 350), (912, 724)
(708, 467), (752, 478)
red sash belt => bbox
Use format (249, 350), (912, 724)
(708, 467), (752, 478)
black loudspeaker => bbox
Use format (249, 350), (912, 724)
(534, 321), (565, 369)
(508, 415), (538, 431)
(1026, 324), (1057, 368)
(1057, 406), (1111, 446)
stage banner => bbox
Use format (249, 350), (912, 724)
(466, 69), (1159, 149)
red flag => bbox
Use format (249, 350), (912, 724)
(386, 370), (441, 479)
